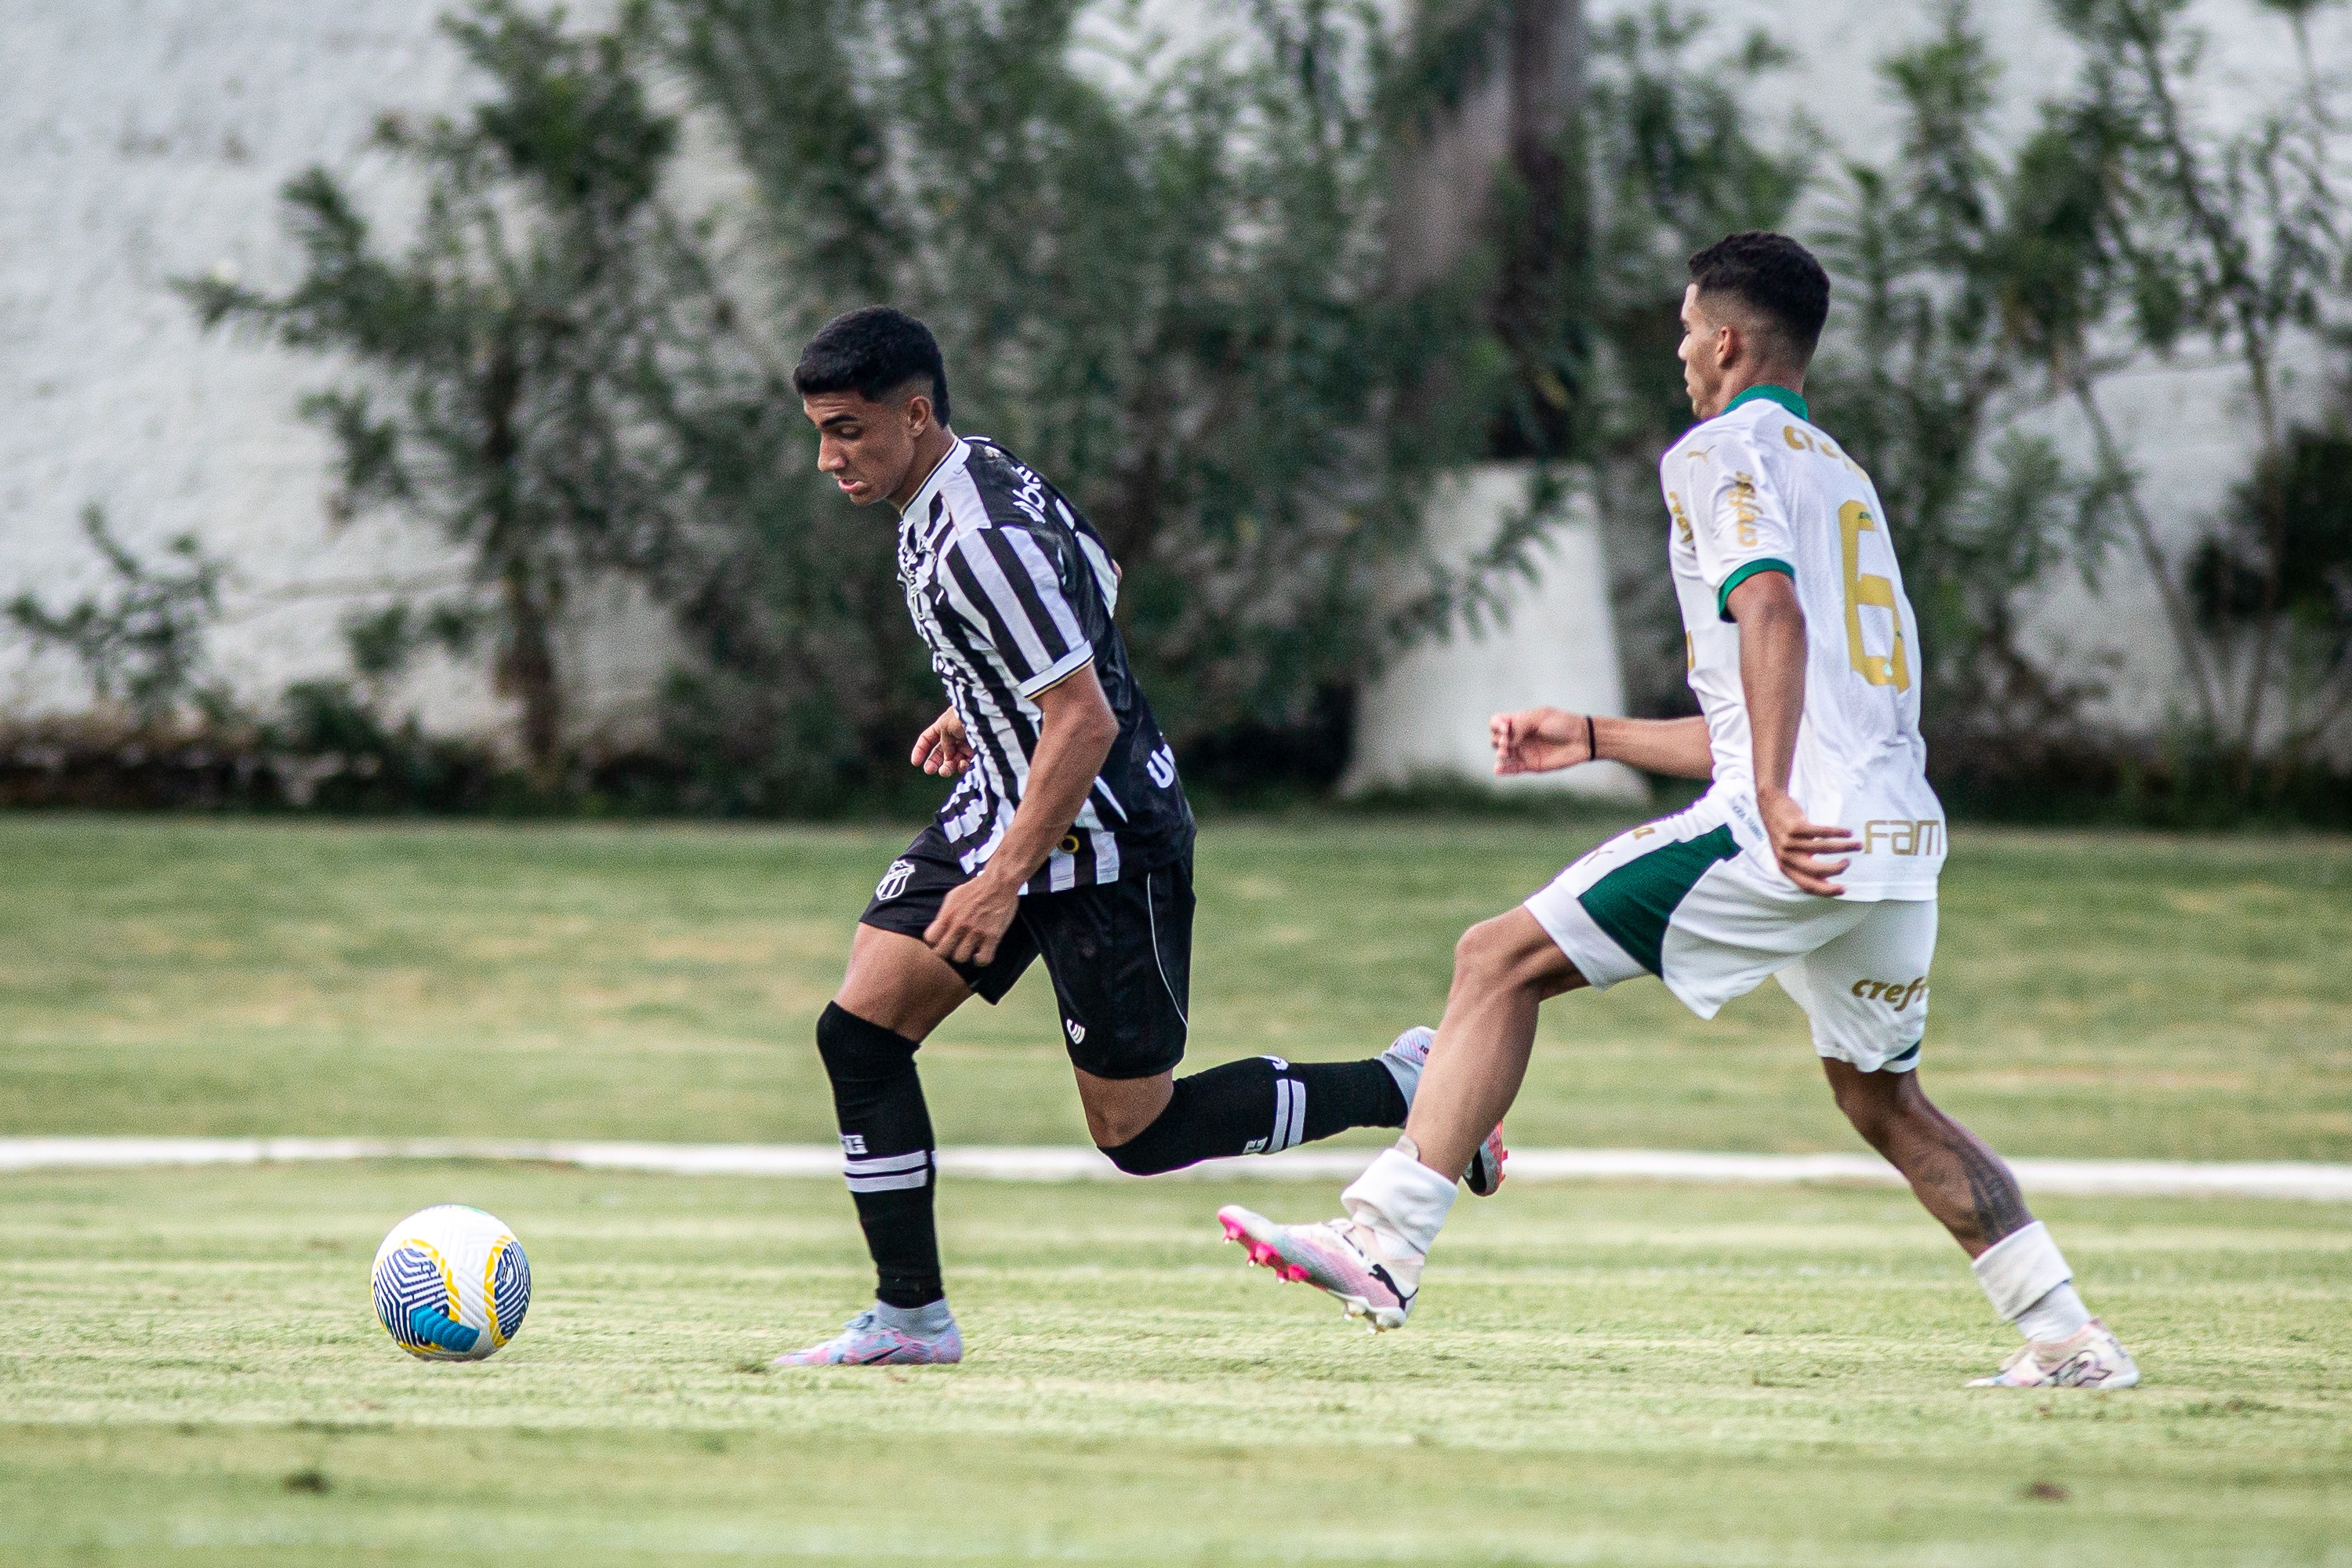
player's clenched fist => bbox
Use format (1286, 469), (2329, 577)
(1490, 707), (1594, 775)
(910, 707), (974, 776)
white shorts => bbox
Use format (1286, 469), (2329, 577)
(1523, 795), (1937, 1073)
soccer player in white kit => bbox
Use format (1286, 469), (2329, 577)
(1219, 232), (2138, 1389)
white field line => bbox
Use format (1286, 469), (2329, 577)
(2, 1138), (2349, 1200)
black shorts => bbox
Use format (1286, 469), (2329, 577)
(859, 826), (1193, 1080)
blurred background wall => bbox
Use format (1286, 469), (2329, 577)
(1, 0), (2344, 813)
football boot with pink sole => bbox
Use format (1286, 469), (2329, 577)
(1218, 1205), (1422, 1330)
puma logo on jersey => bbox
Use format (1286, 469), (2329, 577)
(876, 858), (916, 900)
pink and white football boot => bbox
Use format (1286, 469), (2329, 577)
(1377, 1025), (1509, 1196)
(772, 1306), (963, 1367)
(1218, 1205), (1422, 1330)
(1968, 1319), (2140, 1388)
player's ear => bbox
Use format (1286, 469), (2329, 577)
(903, 391), (935, 438)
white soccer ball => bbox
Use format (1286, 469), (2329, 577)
(371, 1204), (532, 1361)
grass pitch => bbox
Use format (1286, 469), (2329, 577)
(0, 813), (2347, 1159)
(2, 1162), (2347, 1565)
(2, 812), (2347, 1561)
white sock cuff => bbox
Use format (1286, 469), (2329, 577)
(1970, 1221), (2073, 1322)
(1342, 1145), (1458, 1257)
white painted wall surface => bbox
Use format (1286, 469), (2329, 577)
(0, 0), (665, 750)
(1343, 466), (1649, 802)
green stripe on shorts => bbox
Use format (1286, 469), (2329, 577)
(1577, 825), (1740, 975)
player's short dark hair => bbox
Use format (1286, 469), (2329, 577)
(793, 305), (950, 425)
(1688, 232), (1831, 359)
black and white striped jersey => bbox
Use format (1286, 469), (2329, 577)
(896, 435), (1193, 893)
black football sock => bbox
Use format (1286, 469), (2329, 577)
(815, 1002), (943, 1309)
(1100, 1055), (1407, 1176)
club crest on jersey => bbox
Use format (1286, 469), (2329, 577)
(876, 859), (916, 901)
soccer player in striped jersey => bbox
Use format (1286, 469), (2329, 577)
(1218, 235), (2138, 1390)
(775, 307), (1503, 1366)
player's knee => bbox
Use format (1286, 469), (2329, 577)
(1828, 1062), (1916, 1147)
(1098, 1118), (1180, 1175)
(815, 1001), (919, 1086)
(1454, 915), (1533, 990)
(1095, 1080), (1192, 1174)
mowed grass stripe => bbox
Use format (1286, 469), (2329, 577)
(2, 1163), (2348, 1565)
(0, 815), (2347, 1158)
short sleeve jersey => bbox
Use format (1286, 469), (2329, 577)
(1660, 386), (1946, 899)
(896, 435), (1193, 893)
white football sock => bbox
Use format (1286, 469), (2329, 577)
(1971, 1221), (2085, 1341)
(1341, 1138), (1458, 1258)
(2014, 1282), (2092, 1343)
(873, 1298), (954, 1336)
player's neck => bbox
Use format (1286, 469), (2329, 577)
(1704, 369), (1806, 421)
(890, 426), (961, 514)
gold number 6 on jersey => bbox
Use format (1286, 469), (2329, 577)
(1838, 501), (1911, 691)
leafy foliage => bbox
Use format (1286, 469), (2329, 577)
(6, 508), (229, 728)
(1806, 2), (2119, 771)
(1578, 5), (1806, 715)
(647, 0), (1504, 809)
(181, 0), (717, 785)
(2033, 0), (2350, 776)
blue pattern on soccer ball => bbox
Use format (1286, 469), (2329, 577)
(374, 1243), (454, 1352)
(407, 1304), (479, 1352)
(492, 1240), (532, 1338)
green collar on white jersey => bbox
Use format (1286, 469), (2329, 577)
(1724, 383), (1809, 420)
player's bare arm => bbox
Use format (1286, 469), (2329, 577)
(1726, 568), (1857, 896)
(922, 666), (1117, 967)
(1490, 707), (1714, 779)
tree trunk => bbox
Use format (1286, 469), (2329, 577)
(1389, 0), (1588, 459)
(1390, 0), (1584, 289)
(499, 567), (564, 793)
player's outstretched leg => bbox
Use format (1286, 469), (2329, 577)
(1093, 1048), (1407, 1173)
(1094, 1027), (1505, 1188)
(1219, 909), (1580, 1329)
(1825, 1061), (2138, 1388)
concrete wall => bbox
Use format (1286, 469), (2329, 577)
(1, 0), (2340, 760)
(1344, 466), (1649, 802)
(0, 0), (666, 750)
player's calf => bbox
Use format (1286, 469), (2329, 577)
(1826, 1061), (2138, 1387)
(1097, 1054), (1405, 1174)
(1377, 1025), (1508, 1196)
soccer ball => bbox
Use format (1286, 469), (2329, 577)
(371, 1204), (532, 1361)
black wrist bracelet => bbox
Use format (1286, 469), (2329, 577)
(1585, 713), (1598, 763)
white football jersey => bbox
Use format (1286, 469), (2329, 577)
(1660, 385), (1946, 900)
